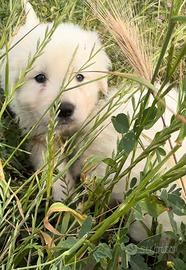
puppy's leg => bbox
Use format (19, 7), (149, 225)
(29, 137), (76, 201)
(29, 136), (47, 169)
(53, 162), (76, 201)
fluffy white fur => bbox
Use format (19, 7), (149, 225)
(1, 2), (186, 242)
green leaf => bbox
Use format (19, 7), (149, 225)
(140, 195), (167, 218)
(130, 177), (138, 189)
(157, 147), (166, 156)
(133, 204), (143, 220)
(138, 234), (162, 250)
(125, 243), (138, 255)
(103, 158), (117, 168)
(134, 106), (159, 132)
(93, 243), (112, 263)
(167, 193), (186, 216)
(143, 107), (158, 129)
(173, 258), (186, 270)
(130, 255), (151, 270)
(112, 113), (129, 134)
(177, 116), (186, 143)
(118, 131), (136, 153)
(61, 213), (70, 234)
(57, 237), (77, 250)
(180, 222), (186, 237)
(171, 15), (186, 22)
(124, 244), (154, 256)
(79, 216), (92, 238)
(168, 184), (177, 193)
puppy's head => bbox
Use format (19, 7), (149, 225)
(1, 2), (111, 137)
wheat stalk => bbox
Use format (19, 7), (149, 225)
(87, 0), (153, 81)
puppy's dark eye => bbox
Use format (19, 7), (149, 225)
(34, 74), (47, 83)
(76, 74), (84, 82)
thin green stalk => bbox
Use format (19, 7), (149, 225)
(171, 15), (186, 22)
(151, 20), (175, 83)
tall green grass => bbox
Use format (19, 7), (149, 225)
(0, 0), (186, 269)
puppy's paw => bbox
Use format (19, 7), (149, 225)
(52, 175), (75, 201)
(52, 179), (67, 201)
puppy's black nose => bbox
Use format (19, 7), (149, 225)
(58, 102), (75, 119)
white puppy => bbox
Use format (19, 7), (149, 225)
(1, 2), (186, 242)
(0, 2), (110, 195)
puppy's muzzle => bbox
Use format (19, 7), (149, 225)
(58, 102), (75, 122)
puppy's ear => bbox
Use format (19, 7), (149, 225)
(24, 1), (39, 27)
(98, 77), (109, 95)
(98, 53), (111, 95)
(87, 31), (111, 95)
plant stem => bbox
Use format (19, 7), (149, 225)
(151, 20), (175, 83)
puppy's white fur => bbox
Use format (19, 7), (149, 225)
(1, 2), (186, 242)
